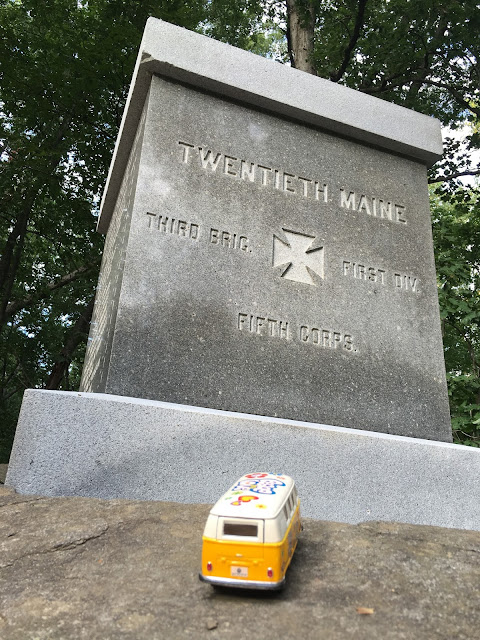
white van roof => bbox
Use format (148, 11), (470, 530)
(209, 473), (296, 520)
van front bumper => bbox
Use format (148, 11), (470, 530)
(199, 573), (285, 590)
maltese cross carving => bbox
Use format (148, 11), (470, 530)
(272, 228), (324, 286)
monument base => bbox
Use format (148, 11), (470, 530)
(6, 389), (480, 531)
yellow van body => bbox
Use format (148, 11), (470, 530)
(200, 473), (301, 589)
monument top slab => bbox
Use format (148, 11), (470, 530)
(98, 17), (443, 234)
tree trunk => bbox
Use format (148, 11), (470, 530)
(286, 0), (316, 75)
(44, 297), (95, 390)
(0, 185), (39, 326)
(0, 121), (71, 328)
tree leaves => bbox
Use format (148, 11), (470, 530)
(431, 188), (480, 444)
(0, 0), (209, 460)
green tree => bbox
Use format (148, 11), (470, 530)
(432, 188), (480, 445)
(0, 0), (207, 460)
(2, 0), (479, 460)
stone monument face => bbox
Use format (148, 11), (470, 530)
(80, 19), (452, 441)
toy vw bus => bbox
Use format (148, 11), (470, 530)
(200, 473), (301, 589)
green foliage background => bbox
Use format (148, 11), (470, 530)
(1, 0), (479, 460)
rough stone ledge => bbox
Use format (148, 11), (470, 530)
(0, 485), (478, 640)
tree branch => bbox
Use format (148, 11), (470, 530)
(407, 13), (449, 101)
(421, 79), (480, 118)
(0, 359), (21, 395)
(330, 0), (369, 83)
(429, 169), (480, 184)
(3, 257), (101, 321)
(285, 1), (295, 68)
(3, 384), (27, 402)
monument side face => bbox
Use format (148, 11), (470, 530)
(81, 71), (451, 441)
(80, 110), (146, 392)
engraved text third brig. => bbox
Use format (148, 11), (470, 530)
(144, 212), (420, 294)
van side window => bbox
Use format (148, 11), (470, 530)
(223, 522), (258, 537)
(283, 505), (289, 521)
(288, 494), (294, 514)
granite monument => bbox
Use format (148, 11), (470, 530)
(80, 19), (451, 441)
(10, 20), (477, 531)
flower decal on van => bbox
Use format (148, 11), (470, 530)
(233, 477), (286, 495)
(245, 473), (268, 479)
(231, 495), (259, 506)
